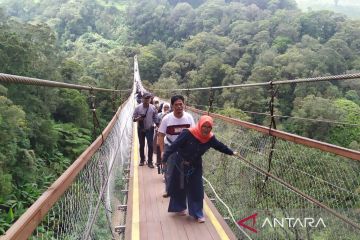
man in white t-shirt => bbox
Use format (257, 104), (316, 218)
(158, 95), (195, 197)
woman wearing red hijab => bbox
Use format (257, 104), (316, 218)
(162, 115), (237, 223)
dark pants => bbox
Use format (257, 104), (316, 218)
(168, 161), (204, 219)
(156, 145), (161, 165)
(138, 127), (154, 164)
(164, 145), (177, 194)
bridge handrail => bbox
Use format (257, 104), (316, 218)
(187, 106), (360, 161)
(2, 99), (129, 240)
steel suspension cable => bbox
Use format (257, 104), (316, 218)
(152, 72), (360, 92)
(0, 73), (131, 92)
(188, 103), (360, 127)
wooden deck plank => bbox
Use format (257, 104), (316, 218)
(145, 168), (160, 222)
(157, 185), (188, 240)
(144, 221), (164, 240)
(204, 197), (238, 240)
(183, 215), (215, 240)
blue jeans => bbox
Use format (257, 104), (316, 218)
(138, 127), (154, 164)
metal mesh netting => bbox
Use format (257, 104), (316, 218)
(31, 97), (135, 240)
(188, 110), (360, 240)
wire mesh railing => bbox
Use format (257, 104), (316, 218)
(187, 108), (360, 240)
(4, 95), (135, 240)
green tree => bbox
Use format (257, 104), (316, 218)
(127, 0), (171, 44)
(235, 53), (253, 78)
(172, 52), (198, 80)
(285, 95), (346, 141)
(325, 38), (352, 61)
(139, 48), (163, 83)
(53, 89), (90, 128)
(316, 47), (347, 75)
(195, 0), (224, 32)
(299, 11), (345, 43)
(54, 123), (91, 161)
(248, 66), (278, 82)
(60, 60), (84, 83)
(274, 48), (313, 79)
(330, 99), (360, 149)
(345, 90), (360, 105)
(168, 3), (196, 40)
(273, 36), (292, 53)
(0, 95), (34, 192)
(215, 107), (250, 121)
(184, 32), (231, 62)
(268, 0), (297, 11)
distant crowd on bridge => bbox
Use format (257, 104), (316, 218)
(132, 90), (238, 223)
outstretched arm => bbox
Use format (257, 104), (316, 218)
(211, 136), (234, 155)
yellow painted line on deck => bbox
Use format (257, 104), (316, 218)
(204, 201), (230, 240)
(131, 124), (140, 240)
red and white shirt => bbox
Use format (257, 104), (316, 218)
(158, 111), (195, 145)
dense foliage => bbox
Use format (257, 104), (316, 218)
(125, 0), (360, 148)
(0, 0), (133, 233)
(0, 0), (359, 235)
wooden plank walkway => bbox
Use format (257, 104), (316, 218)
(125, 125), (237, 240)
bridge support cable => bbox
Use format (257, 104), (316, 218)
(89, 89), (105, 143)
(151, 72), (360, 92)
(186, 107), (360, 239)
(207, 87), (215, 115)
(0, 73), (131, 93)
(261, 82), (278, 188)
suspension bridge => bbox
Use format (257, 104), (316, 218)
(0, 56), (360, 240)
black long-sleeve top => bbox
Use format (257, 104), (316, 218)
(162, 129), (234, 166)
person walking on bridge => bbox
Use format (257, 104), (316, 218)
(162, 115), (237, 223)
(155, 102), (170, 172)
(133, 92), (159, 168)
(158, 95), (195, 197)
